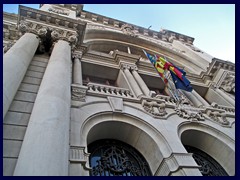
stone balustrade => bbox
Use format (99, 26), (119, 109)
(87, 83), (134, 98)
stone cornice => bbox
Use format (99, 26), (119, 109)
(79, 10), (194, 45)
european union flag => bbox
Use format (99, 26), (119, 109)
(170, 70), (193, 92)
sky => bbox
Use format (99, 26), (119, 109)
(3, 4), (235, 63)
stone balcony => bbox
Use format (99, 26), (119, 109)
(87, 82), (134, 99)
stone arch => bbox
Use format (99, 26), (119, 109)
(78, 102), (173, 174)
(178, 122), (235, 175)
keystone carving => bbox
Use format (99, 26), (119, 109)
(142, 99), (167, 118)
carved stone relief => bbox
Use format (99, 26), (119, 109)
(48, 7), (69, 16)
(19, 20), (48, 37)
(71, 84), (88, 101)
(142, 99), (167, 118)
(120, 24), (138, 37)
(175, 103), (205, 121)
(205, 109), (230, 126)
(220, 72), (235, 94)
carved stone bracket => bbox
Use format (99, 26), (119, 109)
(120, 24), (138, 37)
(69, 146), (91, 170)
(142, 99), (167, 118)
(71, 84), (88, 102)
(175, 103), (205, 121)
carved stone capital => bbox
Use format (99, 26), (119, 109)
(72, 51), (83, 60)
(120, 63), (138, 71)
(71, 84), (88, 102)
(19, 20), (47, 38)
(51, 29), (78, 49)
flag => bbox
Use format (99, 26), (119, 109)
(170, 70), (193, 92)
(155, 55), (193, 92)
(143, 50), (168, 84)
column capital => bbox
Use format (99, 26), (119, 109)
(19, 20), (47, 38)
(120, 63), (138, 71)
(72, 51), (83, 60)
(51, 29), (78, 51)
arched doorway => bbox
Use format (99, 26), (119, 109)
(185, 145), (228, 176)
(178, 123), (235, 175)
(88, 139), (152, 176)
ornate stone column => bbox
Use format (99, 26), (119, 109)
(181, 90), (203, 108)
(14, 29), (77, 175)
(72, 52), (83, 85)
(121, 64), (143, 98)
(192, 90), (209, 107)
(215, 88), (235, 106)
(3, 21), (47, 119)
(132, 67), (150, 97)
(205, 85), (233, 107)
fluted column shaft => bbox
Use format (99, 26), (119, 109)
(192, 90), (209, 106)
(123, 68), (143, 98)
(181, 90), (203, 107)
(14, 40), (71, 176)
(73, 56), (83, 85)
(3, 33), (39, 118)
(216, 88), (235, 106)
(132, 69), (150, 96)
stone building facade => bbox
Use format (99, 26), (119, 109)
(3, 4), (235, 176)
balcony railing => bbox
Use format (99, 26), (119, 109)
(87, 83), (134, 99)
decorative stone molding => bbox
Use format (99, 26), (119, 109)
(220, 72), (235, 93)
(141, 99), (167, 118)
(120, 24), (138, 37)
(48, 7), (69, 16)
(155, 153), (200, 176)
(205, 106), (230, 127)
(71, 84), (88, 101)
(69, 146), (91, 170)
(175, 102), (205, 121)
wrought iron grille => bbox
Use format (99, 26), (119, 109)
(88, 139), (152, 176)
(185, 145), (228, 176)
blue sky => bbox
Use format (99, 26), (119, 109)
(3, 4), (235, 63)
